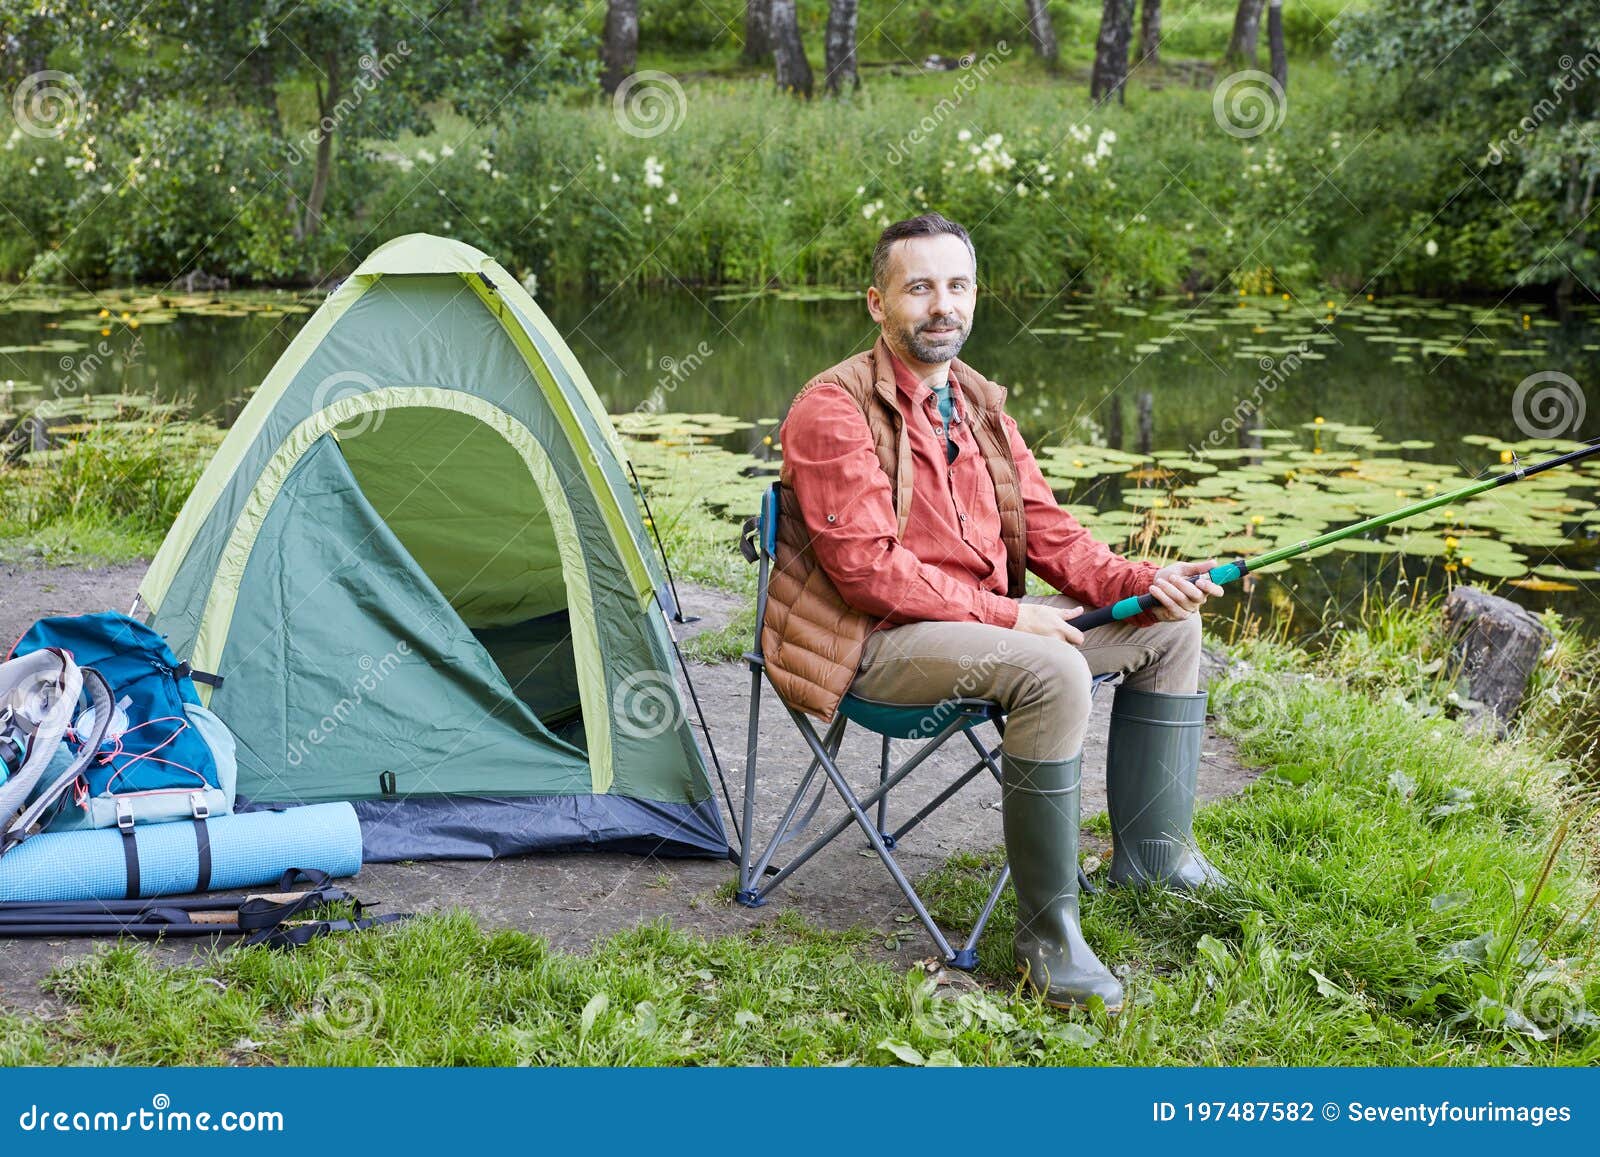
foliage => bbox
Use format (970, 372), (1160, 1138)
(1337, 0), (1600, 299)
(623, 0), (1356, 61)
(3, 0), (595, 276)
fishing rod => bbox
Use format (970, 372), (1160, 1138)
(1067, 434), (1600, 632)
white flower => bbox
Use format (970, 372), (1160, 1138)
(1015, 182), (1027, 197)
(643, 204), (653, 221)
(856, 185), (865, 196)
(644, 155), (665, 188)
(440, 144), (454, 157)
(1424, 239), (1439, 257)
(957, 128), (972, 142)
(594, 154), (606, 171)
(782, 197), (792, 206)
(416, 148), (436, 165)
(666, 190), (678, 205)
(612, 171), (621, 183)
(477, 158), (493, 172)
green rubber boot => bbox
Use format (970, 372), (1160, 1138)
(1001, 752), (1124, 1011)
(1105, 686), (1229, 891)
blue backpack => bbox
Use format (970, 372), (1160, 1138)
(8, 612), (235, 831)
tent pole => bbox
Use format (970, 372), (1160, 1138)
(627, 461), (697, 624)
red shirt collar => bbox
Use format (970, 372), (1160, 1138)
(885, 344), (956, 409)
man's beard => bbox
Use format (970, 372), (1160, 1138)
(901, 314), (970, 364)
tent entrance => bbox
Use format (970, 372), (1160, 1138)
(469, 611), (585, 750)
(337, 406), (587, 750)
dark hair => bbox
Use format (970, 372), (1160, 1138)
(871, 212), (976, 289)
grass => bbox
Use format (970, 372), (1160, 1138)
(0, 396), (222, 566)
(3, 598), (1595, 1066)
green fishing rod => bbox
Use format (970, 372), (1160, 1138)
(1067, 434), (1600, 631)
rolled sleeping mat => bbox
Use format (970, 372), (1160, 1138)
(0, 803), (362, 903)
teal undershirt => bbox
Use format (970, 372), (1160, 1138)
(931, 381), (957, 463)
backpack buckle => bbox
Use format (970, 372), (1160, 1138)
(115, 798), (135, 831)
(189, 792), (210, 821)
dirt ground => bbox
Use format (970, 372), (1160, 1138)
(0, 560), (1259, 1013)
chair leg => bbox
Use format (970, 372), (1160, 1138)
(876, 734), (891, 846)
(954, 863), (1012, 970)
(743, 712), (847, 890)
(737, 664), (765, 903)
(799, 719), (959, 964)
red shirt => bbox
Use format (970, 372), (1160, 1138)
(780, 347), (1159, 630)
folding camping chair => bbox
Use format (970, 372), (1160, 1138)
(735, 481), (1117, 969)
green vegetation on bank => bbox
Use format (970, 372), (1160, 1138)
(626, 0), (1352, 67)
(5, 0), (1587, 300)
(1, 62), (1526, 297)
(1, 596), (1594, 1066)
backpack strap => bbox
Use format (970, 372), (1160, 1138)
(0, 662), (114, 858)
(174, 662), (224, 690)
(239, 912), (410, 950)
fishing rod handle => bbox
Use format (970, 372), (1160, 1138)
(1065, 559), (1247, 632)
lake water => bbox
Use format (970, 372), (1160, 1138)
(3, 286), (1598, 639)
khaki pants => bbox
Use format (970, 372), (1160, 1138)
(849, 595), (1202, 761)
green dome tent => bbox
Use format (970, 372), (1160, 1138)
(139, 234), (726, 861)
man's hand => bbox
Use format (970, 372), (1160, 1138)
(1012, 602), (1085, 646)
(1146, 558), (1225, 622)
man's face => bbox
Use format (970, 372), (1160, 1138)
(867, 233), (977, 367)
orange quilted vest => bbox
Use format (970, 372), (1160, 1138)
(762, 334), (1027, 720)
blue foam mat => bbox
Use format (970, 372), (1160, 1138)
(0, 803), (361, 902)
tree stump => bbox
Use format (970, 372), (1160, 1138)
(1441, 587), (1551, 732)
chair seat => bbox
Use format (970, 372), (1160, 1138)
(838, 673), (1119, 742)
(837, 693), (997, 740)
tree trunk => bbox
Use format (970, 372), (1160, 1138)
(1025, 0), (1059, 71)
(742, 0), (772, 65)
(299, 53), (341, 242)
(1267, 0), (1286, 88)
(250, 52), (283, 138)
(600, 0), (639, 97)
(1090, 0), (1135, 104)
(1225, 0), (1265, 67)
(1138, 0), (1161, 66)
(824, 0), (859, 94)
(770, 0), (813, 98)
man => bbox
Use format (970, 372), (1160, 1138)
(765, 213), (1227, 1012)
